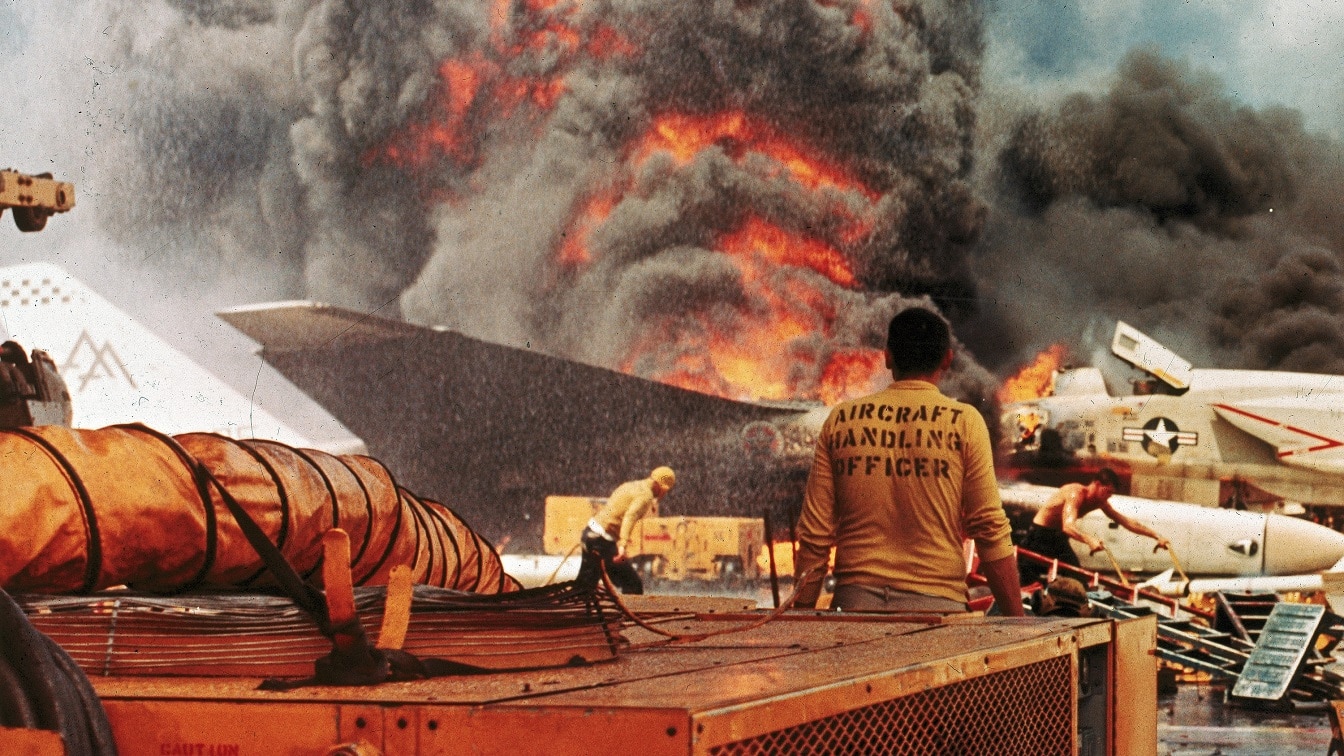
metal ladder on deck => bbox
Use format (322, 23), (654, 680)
(1089, 589), (1344, 704)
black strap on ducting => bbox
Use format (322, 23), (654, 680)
(183, 459), (446, 689)
(114, 424), (219, 593)
(0, 588), (118, 754)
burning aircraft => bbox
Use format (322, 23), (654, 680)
(224, 302), (1344, 589)
(1002, 321), (1344, 518)
(196, 0), (1010, 552)
(41, 0), (1344, 565)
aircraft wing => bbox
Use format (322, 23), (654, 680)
(1212, 400), (1344, 475)
(218, 302), (819, 546)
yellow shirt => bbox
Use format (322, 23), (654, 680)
(593, 478), (659, 548)
(794, 380), (1013, 605)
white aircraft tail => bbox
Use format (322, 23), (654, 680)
(0, 262), (352, 451)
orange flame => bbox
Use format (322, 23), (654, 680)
(370, 6), (892, 405)
(599, 110), (886, 402)
(720, 217), (856, 288)
(819, 349), (886, 405)
(369, 1), (635, 170)
(620, 266), (887, 403)
(588, 25), (639, 58)
(371, 57), (490, 169)
(996, 344), (1067, 405)
(632, 112), (878, 200)
(624, 319), (886, 403)
(817, 0), (874, 36)
(558, 191), (618, 266)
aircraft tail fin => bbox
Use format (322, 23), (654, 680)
(0, 262), (345, 451)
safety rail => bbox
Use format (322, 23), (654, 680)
(1014, 546), (1213, 621)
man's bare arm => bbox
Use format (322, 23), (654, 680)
(1100, 502), (1170, 550)
(1058, 490), (1104, 553)
(980, 554), (1025, 617)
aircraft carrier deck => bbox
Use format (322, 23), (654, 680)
(1159, 681), (1336, 755)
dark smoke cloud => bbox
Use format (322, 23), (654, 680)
(391, 0), (997, 399)
(14, 1), (996, 403)
(970, 49), (1344, 381)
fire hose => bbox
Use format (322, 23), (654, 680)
(602, 565), (824, 649)
(0, 588), (117, 755)
(0, 424), (520, 595)
(1166, 545), (1191, 584)
(1097, 543), (1131, 587)
(1097, 541), (1188, 591)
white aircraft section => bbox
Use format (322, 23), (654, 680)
(1212, 399), (1344, 474)
(1052, 367), (1108, 397)
(1112, 321), (1193, 390)
(1011, 368), (1344, 473)
(1148, 571), (1344, 598)
(0, 262), (329, 449)
(999, 482), (1344, 577)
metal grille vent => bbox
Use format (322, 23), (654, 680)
(708, 656), (1073, 755)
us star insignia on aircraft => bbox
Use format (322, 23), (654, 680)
(1122, 417), (1198, 455)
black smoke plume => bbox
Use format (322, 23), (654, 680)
(61, 0), (993, 404)
(24, 2), (1344, 401)
(974, 49), (1344, 378)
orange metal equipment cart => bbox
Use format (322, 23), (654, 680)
(81, 597), (1157, 756)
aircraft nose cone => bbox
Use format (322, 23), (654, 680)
(1263, 514), (1344, 575)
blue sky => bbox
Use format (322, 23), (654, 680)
(984, 0), (1344, 139)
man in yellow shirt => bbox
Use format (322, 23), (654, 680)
(793, 308), (1024, 615)
(576, 467), (677, 594)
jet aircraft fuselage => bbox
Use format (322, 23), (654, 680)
(1001, 322), (1344, 512)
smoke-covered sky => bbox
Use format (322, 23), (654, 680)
(975, 0), (1344, 383)
(2, 0), (1343, 429)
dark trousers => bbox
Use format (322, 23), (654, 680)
(1018, 523), (1080, 586)
(576, 531), (644, 594)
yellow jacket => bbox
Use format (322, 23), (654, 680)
(593, 478), (660, 548)
(794, 380), (1013, 606)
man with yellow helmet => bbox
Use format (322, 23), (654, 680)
(576, 466), (677, 594)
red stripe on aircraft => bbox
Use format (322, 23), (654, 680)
(1212, 403), (1344, 456)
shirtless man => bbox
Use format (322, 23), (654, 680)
(1018, 468), (1170, 585)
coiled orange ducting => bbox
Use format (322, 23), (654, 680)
(0, 424), (520, 595)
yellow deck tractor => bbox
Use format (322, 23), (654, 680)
(543, 495), (767, 584)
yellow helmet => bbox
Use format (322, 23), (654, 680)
(651, 466), (676, 488)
